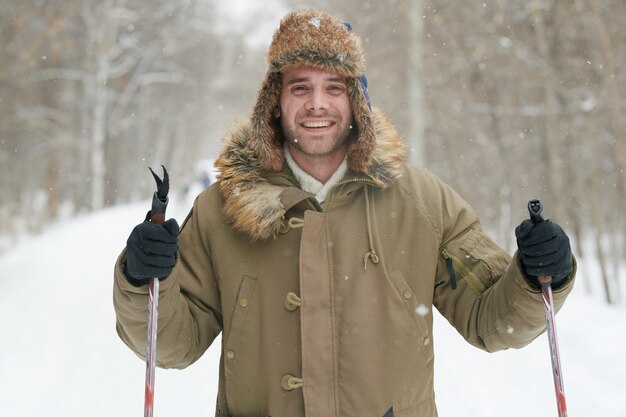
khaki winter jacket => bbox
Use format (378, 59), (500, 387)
(114, 112), (575, 417)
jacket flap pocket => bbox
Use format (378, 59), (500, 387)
(226, 274), (257, 350)
(442, 229), (511, 294)
(387, 269), (429, 337)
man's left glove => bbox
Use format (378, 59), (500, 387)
(515, 219), (573, 288)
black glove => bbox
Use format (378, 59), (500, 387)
(515, 219), (573, 288)
(125, 218), (179, 286)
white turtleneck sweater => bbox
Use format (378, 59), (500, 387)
(284, 143), (348, 203)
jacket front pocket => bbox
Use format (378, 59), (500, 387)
(385, 269), (429, 339)
(225, 274), (257, 354)
(223, 275), (260, 414)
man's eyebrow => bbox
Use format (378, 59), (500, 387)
(285, 76), (347, 86)
(285, 77), (309, 86)
(325, 76), (347, 83)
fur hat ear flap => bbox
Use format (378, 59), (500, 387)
(249, 71), (285, 172)
(347, 81), (376, 173)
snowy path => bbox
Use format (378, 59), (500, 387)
(0, 202), (624, 417)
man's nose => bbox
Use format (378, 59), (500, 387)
(305, 88), (329, 111)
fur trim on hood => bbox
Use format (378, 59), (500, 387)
(215, 109), (406, 242)
(214, 9), (407, 241)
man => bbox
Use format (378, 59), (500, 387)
(114, 10), (575, 417)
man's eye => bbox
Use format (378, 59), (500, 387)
(291, 85), (308, 93)
(328, 85), (346, 94)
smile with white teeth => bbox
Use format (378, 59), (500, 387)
(302, 120), (333, 128)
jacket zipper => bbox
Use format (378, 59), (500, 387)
(306, 198), (321, 211)
(441, 250), (458, 290)
(439, 248), (487, 294)
(269, 171), (322, 212)
(271, 170), (380, 212)
(322, 177), (381, 211)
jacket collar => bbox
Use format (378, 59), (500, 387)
(214, 108), (406, 241)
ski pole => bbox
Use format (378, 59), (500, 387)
(527, 199), (568, 417)
(144, 166), (169, 417)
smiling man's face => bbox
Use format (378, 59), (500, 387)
(276, 65), (353, 180)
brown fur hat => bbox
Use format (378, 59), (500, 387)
(249, 9), (376, 173)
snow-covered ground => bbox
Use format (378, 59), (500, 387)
(0, 199), (624, 417)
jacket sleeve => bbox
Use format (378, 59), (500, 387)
(430, 177), (575, 353)
(113, 197), (223, 369)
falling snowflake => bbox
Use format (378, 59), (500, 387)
(415, 304), (429, 316)
(308, 17), (321, 29)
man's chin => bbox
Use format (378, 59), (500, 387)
(290, 141), (348, 159)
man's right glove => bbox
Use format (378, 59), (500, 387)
(124, 218), (179, 286)
(515, 219), (573, 288)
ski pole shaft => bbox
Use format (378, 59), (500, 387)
(144, 166), (169, 417)
(527, 199), (568, 417)
(145, 277), (159, 417)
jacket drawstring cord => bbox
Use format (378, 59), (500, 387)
(363, 186), (380, 270)
(279, 217), (305, 234)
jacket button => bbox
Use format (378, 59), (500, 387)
(239, 298), (248, 307)
(284, 292), (302, 311)
(226, 350), (235, 359)
(423, 337), (430, 346)
(281, 374), (303, 391)
(403, 290), (413, 299)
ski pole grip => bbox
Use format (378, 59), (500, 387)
(527, 199), (544, 224)
(527, 199), (552, 286)
(150, 193), (167, 225)
(148, 165), (169, 225)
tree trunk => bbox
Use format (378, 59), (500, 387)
(90, 62), (108, 210)
(406, 0), (425, 167)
